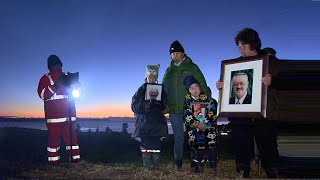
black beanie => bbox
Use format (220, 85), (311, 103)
(184, 75), (200, 91)
(47, 55), (62, 71)
(169, 40), (185, 54)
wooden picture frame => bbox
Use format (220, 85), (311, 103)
(218, 55), (269, 118)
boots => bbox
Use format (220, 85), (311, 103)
(191, 159), (204, 173)
(236, 163), (250, 178)
(152, 153), (160, 170)
(142, 153), (152, 172)
(196, 159), (204, 173)
(265, 168), (278, 178)
(174, 160), (182, 171)
(209, 160), (217, 175)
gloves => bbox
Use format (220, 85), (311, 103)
(143, 101), (151, 112)
(161, 105), (169, 114)
(197, 122), (207, 131)
(53, 74), (67, 89)
(150, 99), (161, 110)
(143, 100), (162, 112)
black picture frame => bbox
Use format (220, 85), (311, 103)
(145, 83), (162, 101)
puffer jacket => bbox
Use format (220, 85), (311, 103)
(184, 92), (218, 150)
(131, 83), (168, 140)
(162, 55), (211, 114)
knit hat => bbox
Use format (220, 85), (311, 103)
(184, 75), (200, 91)
(145, 64), (160, 79)
(47, 55), (62, 71)
(169, 40), (185, 54)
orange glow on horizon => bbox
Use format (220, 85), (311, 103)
(1, 105), (134, 118)
(77, 105), (134, 118)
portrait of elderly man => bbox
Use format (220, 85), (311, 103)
(149, 88), (160, 101)
(229, 72), (252, 104)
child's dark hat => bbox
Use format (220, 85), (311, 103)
(184, 75), (200, 91)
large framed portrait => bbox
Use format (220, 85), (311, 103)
(145, 83), (162, 101)
(218, 55), (269, 118)
(190, 102), (211, 124)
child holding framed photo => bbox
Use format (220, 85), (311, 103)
(131, 64), (169, 172)
(183, 75), (219, 174)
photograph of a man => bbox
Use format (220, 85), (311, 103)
(149, 88), (159, 100)
(145, 84), (162, 101)
(229, 72), (252, 104)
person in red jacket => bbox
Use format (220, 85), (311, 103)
(37, 54), (80, 165)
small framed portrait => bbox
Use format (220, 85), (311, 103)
(190, 102), (211, 123)
(218, 55), (269, 118)
(145, 83), (162, 101)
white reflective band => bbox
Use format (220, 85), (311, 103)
(47, 146), (60, 152)
(44, 74), (69, 101)
(40, 88), (45, 100)
(192, 159), (199, 163)
(46, 94), (68, 101)
(140, 149), (161, 153)
(46, 74), (54, 85)
(47, 117), (76, 123)
(66, 145), (79, 150)
(48, 156), (60, 161)
(48, 86), (54, 94)
(73, 155), (80, 160)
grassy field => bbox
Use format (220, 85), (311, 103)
(0, 127), (271, 179)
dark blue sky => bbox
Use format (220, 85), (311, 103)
(0, 0), (319, 117)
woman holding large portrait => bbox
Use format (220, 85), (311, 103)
(216, 28), (280, 178)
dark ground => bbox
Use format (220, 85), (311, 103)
(0, 127), (318, 179)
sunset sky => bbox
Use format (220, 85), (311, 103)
(0, 0), (319, 118)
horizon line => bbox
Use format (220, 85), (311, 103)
(0, 116), (135, 119)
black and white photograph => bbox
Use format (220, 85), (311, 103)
(145, 83), (162, 101)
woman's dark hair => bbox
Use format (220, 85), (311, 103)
(235, 28), (261, 51)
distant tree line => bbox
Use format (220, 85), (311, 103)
(75, 122), (129, 134)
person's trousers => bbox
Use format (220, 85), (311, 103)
(231, 120), (279, 176)
(169, 113), (184, 163)
(47, 121), (80, 165)
(191, 148), (218, 169)
(140, 136), (162, 170)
